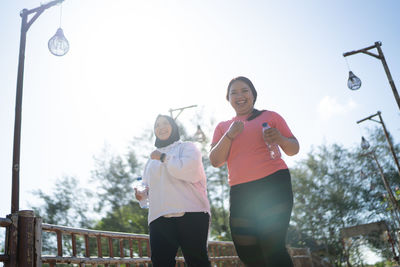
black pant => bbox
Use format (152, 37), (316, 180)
(229, 169), (294, 267)
(149, 212), (211, 267)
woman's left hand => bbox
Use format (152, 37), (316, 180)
(264, 128), (300, 156)
(150, 150), (162, 160)
(263, 127), (283, 145)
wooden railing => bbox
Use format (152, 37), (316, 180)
(1, 211), (331, 266)
(39, 222), (242, 266)
(0, 217), (12, 263)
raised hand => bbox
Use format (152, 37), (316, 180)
(263, 127), (283, 145)
(150, 150), (162, 160)
(227, 121), (244, 139)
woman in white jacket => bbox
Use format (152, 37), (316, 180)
(135, 115), (211, 267)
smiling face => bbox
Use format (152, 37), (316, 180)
(154, 116), (173, 140)
(228, 80), (255, 116)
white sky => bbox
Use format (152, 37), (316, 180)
(1, 1), (400, 261)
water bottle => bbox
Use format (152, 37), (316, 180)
(261, 122), (281, 160)
(134, 177), (149, 209)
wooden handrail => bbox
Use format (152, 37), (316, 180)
(40, 222), (242, 266)
(0, 255), (9, 261)
(42, 223), (149, 239)
(0, 217), (12, 227)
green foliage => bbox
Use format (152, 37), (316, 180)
(204, 159), (231, 240)
(94, 200), (148, 234)
(32, 176), (93, 254)
(92, 146), (141, 213)
(289, 127), (400, 265)
(32, 176), (92, 228)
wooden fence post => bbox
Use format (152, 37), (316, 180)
(5, 213), (18, 267)
(18, 210), (35, 266)
(35, 217), (43, 267)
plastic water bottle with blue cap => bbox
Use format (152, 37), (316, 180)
(134, 177), (149, 209)
(262, 122), (281, 160)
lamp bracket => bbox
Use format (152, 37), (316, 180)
(360, 50), (381, 60)
(169, 105), (197, 120)
(21, 0), (65, 32)
(343, 42), (381, 60)
(368, 118), (381, 124)
(356, 112), (382, 125)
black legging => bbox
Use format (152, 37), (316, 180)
(229, 169), (294, 267)
(149, 212), (211, 267)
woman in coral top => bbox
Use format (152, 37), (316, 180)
(209, 76), (299, 267)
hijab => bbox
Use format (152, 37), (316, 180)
(154, 115), (180, 148)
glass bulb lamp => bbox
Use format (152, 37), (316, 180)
(48, 27), (69, 56)
(347, 71), (361, 90)
(193, 125), (206, 143)
(361, 136), (370, 150)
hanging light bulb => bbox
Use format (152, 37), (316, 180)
(347, 71), (362, 90)
(48, 27), (69, 56)
(193, 125), (206, 143)
(48, 3), (69, 56)
(361, 136), (370, 150)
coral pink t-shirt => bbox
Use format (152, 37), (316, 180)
(212, 110), (294, 186)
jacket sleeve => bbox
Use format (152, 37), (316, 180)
(142, 160), (151, 187)
(164, 142), (205, 183)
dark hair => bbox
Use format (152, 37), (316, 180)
(226, 76), (263, 121)
(154, 115), (180, 148)
(226, 76), (257, 104)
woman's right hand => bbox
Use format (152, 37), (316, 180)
(134, 188), (143, 201)
(134, 187), (148, 201)
(227, 121), (244, 139)
(209, 120), (244, 167)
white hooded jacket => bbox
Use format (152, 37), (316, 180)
(142, 141), (211, 224)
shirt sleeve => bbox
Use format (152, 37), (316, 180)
(142, 160), (151, 187)
(164, 142), (205, 183)
(136, 160), (150, 202)
(271, 111), (294, 138)
(211, 122), (225, 146)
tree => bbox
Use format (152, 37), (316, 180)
(32, 176), (92, 228)
(204, 159), (231, 240)
(89, 139), (150, 235)
(288, 127), (400, 265)
(289, 144), (364, 264)
(32, 176), (93, 255)
(91, 145), (141, 213)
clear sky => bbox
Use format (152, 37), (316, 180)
(1, 0), (399, 252)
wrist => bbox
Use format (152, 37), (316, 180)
(160, 153), (166, 162)
(225, 132), (234, 141)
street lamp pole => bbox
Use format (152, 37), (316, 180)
(168, 105), (207, 143)
(343, 41), (400, 111)
(364, 149), (400, 222)
(357, 111), (400, 180)
(11, 0), (65, 213)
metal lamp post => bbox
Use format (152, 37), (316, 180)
(357, 111), (400, 180)
(168, 105), (207, 143)
(360, 137), (400, 220)
(360, 136), (400, 260)
(193, 125), (207, 143)
(343, 41), (400, 111)
(11, 0), (68, 213)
